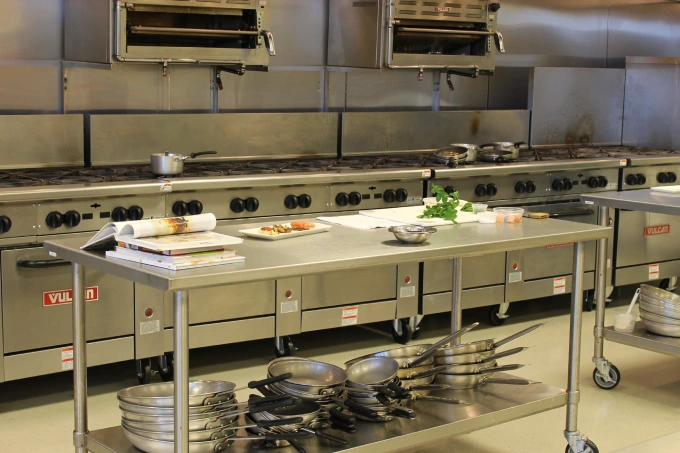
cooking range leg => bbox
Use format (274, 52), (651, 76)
(173, 290), (190, 453)
(564, 242), (598, 453)
(451, 258), (463, 342)
(72, 263), (87, 453)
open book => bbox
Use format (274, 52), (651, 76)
(81, 213), (242, 251)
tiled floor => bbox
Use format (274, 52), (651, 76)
(1, 286), (679, 453)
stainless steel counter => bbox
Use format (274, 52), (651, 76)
(581, 189), (680, 216)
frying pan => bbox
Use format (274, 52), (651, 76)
(434, 365), (536, 389)
(436, 323), (543, 356)
(345, 357), (399, 387)
(345, 323), (479, 368)
(396, 365), (454, 380)
(117, 376), (291, 407)
(434, 347), (528, 366)
(122, 412), (239, 433)
(478, 150), (514, 162)
(268, 359), (347, 389)
(117, 393), (291, 416)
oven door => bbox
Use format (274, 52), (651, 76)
(1, 248), (134, 353)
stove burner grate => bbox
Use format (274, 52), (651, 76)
(48, 176), (107, 185)
(0, 179), (42, 188)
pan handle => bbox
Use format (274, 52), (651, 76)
(492, 323), (544, 349)
(477, 363), (525, 375)
(514, 141), (526, 147)
(188, 151), (217, 159)
(246, 397), (294, 414)
(17, 259), (70, 268)
(407, 384), (452, 391)
(413, 395), (468, 405)
(247, 394), (292, 405)
(331, 423), (357, 434)
(242, 373), (293, 390)
(405, 364), (452, 380)
(481, 346), (529, 362)
(301, 428), (349, 445)
(483, 377), (538, 385)
(256, 417), (304, 428)
(408, 322), (479, 367)
(389, 407), (416, 419)
(261, 432), (314, 441)
(343, 399), (380, 418)
(329, 407), (356, 424)
(478, 143), (495, 148)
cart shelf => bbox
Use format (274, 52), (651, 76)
(604, 322), (680, 357)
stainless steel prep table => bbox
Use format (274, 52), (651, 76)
(44, 219), (611, 453)
(582, 190), (680, 390)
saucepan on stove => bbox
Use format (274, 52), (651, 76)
(150, 151), (217, 175)
(433, 144), (479, 166)
(478, 142), (526, 159)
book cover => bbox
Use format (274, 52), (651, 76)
(106, 249), (245, 271)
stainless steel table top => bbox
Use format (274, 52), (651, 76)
(581, 189), (680, 216)
(44, 218), (610, 292)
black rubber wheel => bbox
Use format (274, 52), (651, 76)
(391, 318), (413, 344)
(410, 327), (422, 340)
(488, 305), (507, 326)
(136, 358), (152, 385)
(566, 439), (599, 453)
(158, 352), (174, 382)
(583, 290), (595, 312)
(593, 364), (620, 390)
(274, 336), (294, 358)
(660, 278), (671, 291)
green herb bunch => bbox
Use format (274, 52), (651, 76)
(419, 185), (472, 224)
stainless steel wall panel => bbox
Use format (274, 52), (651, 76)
(90, 113), (339, 164)
(269, 0), (328, 67)
(614, 260), (680, 287)
(423, 254), (507, 295)
(167, 66), (213, 113)
(327, 71), (347, 112)
(163, 317), (275, 351)
(0, 115), (84, 168)
(341, 110), (530, 154)
(0, 0), (63, 60)
(0, 63), (62, 114)
(345, 70), (434, 112)
(488, 67), (530, 110)
(421, 286), (505, 315)
(529, 68), (625, 146)
(622, 60), (680, 149)
(438, 75), (488, 111)
(496, 0), (609, 68)
(218, 69), (323, 112)
(301, 266), (397, 309)
(65, 64), (162, 113)
(607, 1), (680, 68)
(64, 0), (112, 64)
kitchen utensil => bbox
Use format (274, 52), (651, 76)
(150, 151), (217, 175)
(345, 357), (400, 387)
(121, 412), (240, 433)
(434, 346), (528, 366)
(118, 393), (288, 416)
(389, 225), (437, 244)
(639, 298), (680, 319)
(478, 150), (514, 163)
(493, 207), (525, 224)
(433, 146), (468, 166)
(639, 307), (680, 325)
(613, 309), (638, 333)
(479, 142), (525, 159)
(434, 364), (535, 389)
(640, 284), (680, 307)
(437, 323), (544, 356)
(478, 211), (498, 223)
(267, 359), (347, 390)
(627, 288), (642, 314)
(641, 318), (680, 337)
(396, 365), (454, 380)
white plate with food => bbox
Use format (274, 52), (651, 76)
(239, 221), (332, 240)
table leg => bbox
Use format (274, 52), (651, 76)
(593, 207), (612, 370)
(174, 291), (189, 453)
(72, 263), (88, 453)
(451, 257), (463, 343)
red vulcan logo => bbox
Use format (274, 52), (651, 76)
(435, 7), (451, 12)
(43, 287), (99, 306)
(644, 225), (670, 236)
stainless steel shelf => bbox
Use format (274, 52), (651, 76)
(604, 322), (680, 357)
(83, 375), (567, 453)
(582, 190), (680, 216)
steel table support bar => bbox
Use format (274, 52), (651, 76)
(174, 291), (190, 453)
(73, 263), (88, 453)
(451, 257), (463, 343)
(565, 242), (585, 449)
(594, 207), (610, 362)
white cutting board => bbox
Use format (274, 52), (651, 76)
(359, 206), (479, 226)
(651, 185), (680, 194)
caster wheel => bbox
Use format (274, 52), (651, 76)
(391, 318), (413, 344)
(583, 290), (595, 312)
(275, 336), (295, 358)
(659, 278), (674, 291)
(488, 305), (507, 326)
(593, 364), (620, 390)
(566, 439), (599, 453)
(411, 328), (422, 340)
(136, 358), (152, 385)
(158, 353), (174, 382)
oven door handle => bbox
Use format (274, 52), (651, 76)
(129, 26), (260, 38)
(17, 259), (71, 269)
(261, 30), (276, 56)
(396, 27), (505, 54)
(546, 209), (595, 218)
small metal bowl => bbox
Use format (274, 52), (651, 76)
(388, 226), (437, 244)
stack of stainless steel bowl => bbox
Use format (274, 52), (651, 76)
(639, 284), (680, 337)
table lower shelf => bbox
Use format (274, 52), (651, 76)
(604, 322), (680, 356)
(83, 374), (567, 453)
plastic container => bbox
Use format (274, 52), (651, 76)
(493, 207), (524, 224)
(613, 308), (638, 333)
(472, 203), (488, 214)
(478, 212), (498, 224)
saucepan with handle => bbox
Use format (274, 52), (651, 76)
(150, 151), (217, 175)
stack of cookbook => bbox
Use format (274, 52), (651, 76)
(81, 213), (244, 270)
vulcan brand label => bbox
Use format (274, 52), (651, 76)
(342, 306), (359, 326)
(649, 263), (660, 280)
(644, 225), (670, 236)
(61, 347), (74, 370)
(553, 277), (566, 295)
(43, 287), (99, 306)
(435, 7), (451, 12)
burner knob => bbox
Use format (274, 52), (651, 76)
(669, 172), (678, 183)
(0, 216), (12, 233)
(657, 172), (669, 184)
(486, 184), (498, 197)
(172, 201), (188, 216)
(383, 190), (396, 203)
(552, 180), (565, 192)
(396, 189), (408, 202)
(598, 176), (608, 188)
(111, 207), (128, 222)
(588, 177), (599, 189)
(515, 181), (527, 194)
(64, 210), (81, 227)
(349, 192), (362, 206)
(475, 184), (488, 197)
(489, 3), (501, 12)
(284, 195), (298, 209)
(46, 211), (63, 229)
(636, 174), (647, 185)
(188, 200), (203, 215)
(298, 194), (312, 209)
(563, 179), (573, 191)
(245, 197), (259, 212)
(230, 198), (245, 213)
(626, 174), (637, 186)
(335, 193), (349, 207)
(444, 186), (456, 195)
(128, 205), (144, 221)
(526, 181), (537, 193)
